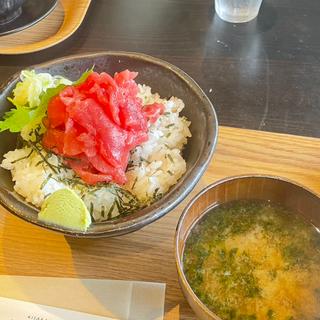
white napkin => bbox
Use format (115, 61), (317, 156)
(0, 296), (115, 320)
(0, 276), (166, 320)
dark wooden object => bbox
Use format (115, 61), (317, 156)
(0, 0), (319, 137)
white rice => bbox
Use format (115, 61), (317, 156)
(1, 85), (191, 221)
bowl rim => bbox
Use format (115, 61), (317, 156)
(174, 173), (320, 319)
(0, 51), (218, 237)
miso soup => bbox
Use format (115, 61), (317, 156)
(183, 200), (320, 320)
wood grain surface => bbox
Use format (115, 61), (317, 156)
(0, 126), (320, 319)
(0, 0), (91, 54)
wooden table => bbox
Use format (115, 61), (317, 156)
(0, 1), (320, 319)
(1, 127), (320, 319)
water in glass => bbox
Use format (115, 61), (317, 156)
(215, 0), (263, 23)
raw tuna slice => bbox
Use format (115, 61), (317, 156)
(42, 70), (164, 185)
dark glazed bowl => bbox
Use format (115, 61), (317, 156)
(0, 0), (25, 24)
(0, 52), (218, 237)
(175, 175), (320, 320)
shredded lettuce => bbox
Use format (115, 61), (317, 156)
(0, 68), (93, 141)
(12, 70), (72, 108)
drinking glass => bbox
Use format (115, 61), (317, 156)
(215, 0), (263, 23)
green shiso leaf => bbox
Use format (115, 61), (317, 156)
(73, 67), (94, 86)
(21, 84), (67, 141)
(0, 103), (31, 132)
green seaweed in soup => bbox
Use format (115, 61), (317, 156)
(183, 200), (320, 320)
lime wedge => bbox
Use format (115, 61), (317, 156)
(39, 189), (91, 232)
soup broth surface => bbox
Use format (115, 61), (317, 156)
(183, 200), (320, 320)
